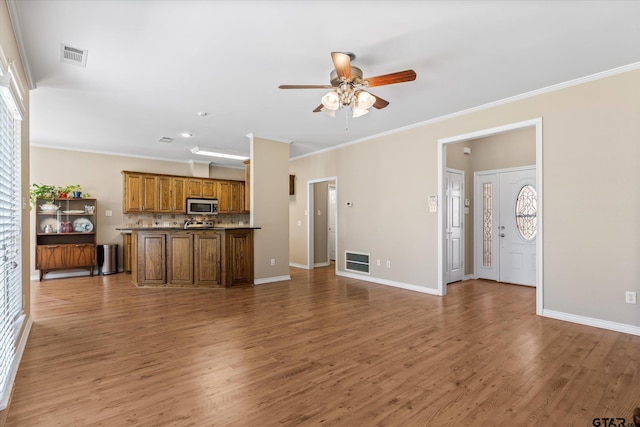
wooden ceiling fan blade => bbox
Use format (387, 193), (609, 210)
(279, 84), (333, 89)
(372, 95), (390, 109)
(313, 104), (324, 113)
(365, 70), (417, 87)
(331, 52), (352, 80)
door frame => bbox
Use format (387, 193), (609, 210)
(437, 118), (543, 315)
(306, 176), (338, 273)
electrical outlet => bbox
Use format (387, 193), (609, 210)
(386, 260), (391, 268)
(376, 259), (381, 267)
(625, 291), (636, 304)
(270, 258), (276, 266)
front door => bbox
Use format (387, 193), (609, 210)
(498, 169), (536, 286)
(445, 169), (464, 284)
(474, 167), (536, 286)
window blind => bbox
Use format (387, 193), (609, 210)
(0, 77), (23, 410)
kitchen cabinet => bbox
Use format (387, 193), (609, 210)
(230, 181), (244, 213)
(122, 232), (132, 273)
(35, 198), (97, 280)
(122, 171), (249, 213)
(123, 172), (157, 213)
(202, 179), (217, 199)
(167, 232), (194, 285)
(193, 232), (221, 286)
(224, 229), (253, 286)
(217, 180), (229, 213)
(186, 178), (203, 198)
(158, 176), (186, 213)
(217, 180), (245, 214)
(134, 231), (166, 285)
(131, 228), (255, 288)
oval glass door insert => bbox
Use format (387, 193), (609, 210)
(515, 184), (537, 240)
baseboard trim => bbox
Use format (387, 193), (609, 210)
(336, 271), (441, 296)
(289, 263), (309, 269)
(0, 314), (32, 410)
(542, 309), (640, 336)
(254, 275), (291, 285)
(314, 262), (330, 268)
(463, 274), (475, 281)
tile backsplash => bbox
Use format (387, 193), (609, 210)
(123, 213), (250, 228)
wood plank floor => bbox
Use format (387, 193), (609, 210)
(5, 267), (640, 426)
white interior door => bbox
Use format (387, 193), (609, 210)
(328, 185), (336, 261)
(499, 169), (536, 286)
(446, 170), (464, 284)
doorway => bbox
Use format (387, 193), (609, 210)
(306, 177), (338, 271)
(438, 118), (543, 314)
(474, 167), (536, 286)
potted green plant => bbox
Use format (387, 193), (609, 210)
(64, 184), (82, 198)
(29, 183), (58, 210)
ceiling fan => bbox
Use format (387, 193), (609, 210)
(279, 52), (417, 118)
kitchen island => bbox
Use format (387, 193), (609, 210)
(123, 227), (259, 288)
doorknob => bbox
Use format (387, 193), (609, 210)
(500, 233), (505, 237)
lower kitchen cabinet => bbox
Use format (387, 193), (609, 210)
(225, 229), (253, 286)
(167, 232), (194, 285)
(135, 231), (166, 285)
(193, 232), (221, 286)
(131, 228), (255, 288)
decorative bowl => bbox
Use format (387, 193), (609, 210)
(40, 203), (59, 212)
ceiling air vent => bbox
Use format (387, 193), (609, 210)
(158, 137), (175, 143)
(60, 44), (88, 67)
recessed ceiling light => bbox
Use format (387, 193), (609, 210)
(190, 146), (249, 161)
(181, 132), (193, 138)
(197, 111), (208, 117)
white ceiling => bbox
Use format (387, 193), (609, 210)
(9, 1), (640, 167)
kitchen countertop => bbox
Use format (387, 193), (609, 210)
(117, 226), (260, 231)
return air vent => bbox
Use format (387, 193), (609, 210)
(60, 44), (88, 67)
(158, 137), (175, 143)
(345, 251), (370, 274)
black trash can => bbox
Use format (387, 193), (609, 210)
(98, 244), (118, 275)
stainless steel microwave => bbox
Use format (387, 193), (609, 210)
(186, 198), (218, 215)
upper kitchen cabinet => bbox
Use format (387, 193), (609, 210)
(202, 180), (217, 199)
(186, 178), (203, 198)
(122, 171), (248, 214)
(217, 180), (245, 214)
(158, 176), (186, 213)
(123, 172), (157, 213)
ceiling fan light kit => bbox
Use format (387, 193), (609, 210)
(279, 52), (416, 119)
